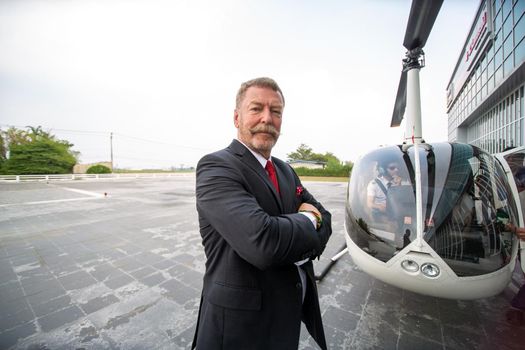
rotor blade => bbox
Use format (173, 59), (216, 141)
(403, 0), (443, 50)
(391, 70), (407, 127)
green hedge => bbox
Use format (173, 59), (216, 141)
(87, 164), (112, 174)
(293, 166), (351, 177)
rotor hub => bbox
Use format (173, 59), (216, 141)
(403, 48), (425, 71)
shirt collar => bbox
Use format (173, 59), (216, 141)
(237, 139), (271, 168)
(378, 176), (390, 185)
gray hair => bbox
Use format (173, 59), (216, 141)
(235, 77), (285, 109)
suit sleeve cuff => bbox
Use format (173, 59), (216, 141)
(299, 211), (317, 229)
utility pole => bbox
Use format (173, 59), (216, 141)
(110, 132), (114, 172)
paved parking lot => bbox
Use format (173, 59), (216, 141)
(0, 176), (524, 349)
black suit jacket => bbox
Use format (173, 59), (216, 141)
(192, 139), (332, 350)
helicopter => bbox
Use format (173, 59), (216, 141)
(342, 0), (525, 300)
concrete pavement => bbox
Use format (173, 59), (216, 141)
(0, 176), (523, 349)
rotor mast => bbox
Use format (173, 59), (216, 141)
(403, 48), (425, 145)
(390, 0), (443, 248)
(403, 48), (426, 247)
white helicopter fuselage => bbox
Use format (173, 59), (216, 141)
(345, 144), (524, 300)
(345, 222), (518, 300)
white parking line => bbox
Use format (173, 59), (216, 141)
(59, 186), (106, 198)
(0, 196), (103, 208)
(0, 186), (107, 207)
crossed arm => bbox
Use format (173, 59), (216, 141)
(196, 154), (331, 270)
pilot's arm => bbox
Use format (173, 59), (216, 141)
(505, 223), (525, 240)
(367, 181), (386, 212)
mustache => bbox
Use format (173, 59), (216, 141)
(249, 125), (280, 138)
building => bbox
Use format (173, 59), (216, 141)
(73, 161), (113, 174)
(447, 0), (525, 153)
(287, 160), (326, 169)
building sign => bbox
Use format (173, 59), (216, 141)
(446, 1), (492, 109)
(466, 11), (488, 64)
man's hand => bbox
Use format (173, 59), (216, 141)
(505, 223), (525, 240)
(298, 203), (321, 217)
(298, 202), (322, 230)
(392, 175), (402, 186)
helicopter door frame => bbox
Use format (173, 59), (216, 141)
(495, 146), (525, 273)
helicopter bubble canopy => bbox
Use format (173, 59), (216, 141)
(346, 142), (520, 278)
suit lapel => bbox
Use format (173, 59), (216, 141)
(228, 140), (284, 211)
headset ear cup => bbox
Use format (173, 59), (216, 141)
(378, 166), (385, 176)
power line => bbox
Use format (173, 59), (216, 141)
(0, 124), (211, 151)
(0, 124), (213, 168)
(0, 124), (109, 136)
(113, 132), (210, 151)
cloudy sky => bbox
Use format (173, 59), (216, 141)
(0, 0), (480, 169)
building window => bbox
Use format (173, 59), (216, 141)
(488, 56), (495, 76)
(495, 5), (503, 30)
(515, 1), (525, 24)
(495, 28), (503, 50)
(504, 55), (514, 75)
(503, 13), (513, 39)
(495, 47), (504, 69)
(516, 37), (525, 65)
(466, 85), (525, 153)
(494, 0), (502, 14)
(495, 65), (503, 84)
(504, 34), (514, 59)
(516, 86), (525, 146)
(515, 14), (525, 50)
(481, 53), (488, 71)
(503, 0), (513, 20)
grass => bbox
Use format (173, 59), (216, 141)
(299, 176), (348, 182)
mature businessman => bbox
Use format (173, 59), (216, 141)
(192, 77), (332, 349)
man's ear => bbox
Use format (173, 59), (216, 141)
(234, 110), (239, 128)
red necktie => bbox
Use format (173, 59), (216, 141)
(265, 160), (280, 194)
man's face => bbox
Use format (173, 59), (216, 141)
(386, 162), (399, 178)
(234, 86), (283, 158)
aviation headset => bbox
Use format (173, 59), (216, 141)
(376, 161), (388, 177)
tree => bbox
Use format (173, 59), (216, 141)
(288, 144), (340, 165)
(1, 127), (30, 158)
(1, 127), (31, 172)
(287, 144), (315, 161)
(287, 144), (353, 177)
(318, 152), (340, 165)
(26, 125), (54, 142)
(1, 126), (78, 174)
(0, 132), (6, 163)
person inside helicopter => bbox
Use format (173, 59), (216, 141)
(504, 222), (525, 326)
(367, 160), (410, 222)
(501, 149), (525, 325)
(364, 158), (413, 254)
(504, 148), (525, 193)
(473, 171), (513, 262)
